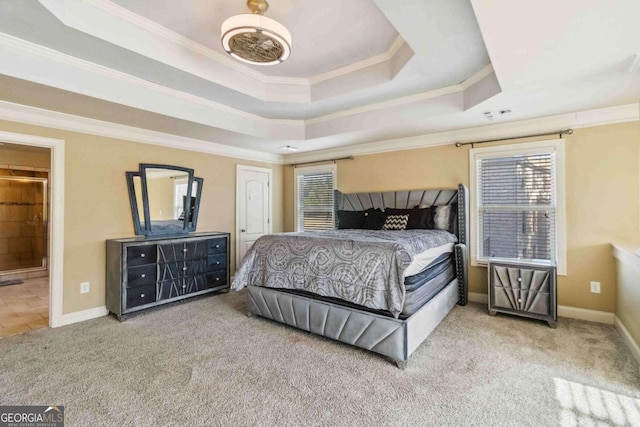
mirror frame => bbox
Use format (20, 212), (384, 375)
(126, 163), (203, 237)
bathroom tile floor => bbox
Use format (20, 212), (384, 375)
(0, 277), (49, 339)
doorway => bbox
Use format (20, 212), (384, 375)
(0, 144), (51, 338)
(0, 131), (64, 336)
(236, 165), (272, 269)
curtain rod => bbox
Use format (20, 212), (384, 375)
(288, 156), (354, 168)
(455, 129), (573, 148)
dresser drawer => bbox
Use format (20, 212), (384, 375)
(126, 284), (156, 308)
(158, 258), (207, 279)
(158, 275), (208, 300)
(126, 244), (157, 267)
(159, 241), (209, 262)
(127, 264), (157, 287)
(207, 270), (227, 288)
(208, 238), (227, 254)
(208, 254), (226, 271)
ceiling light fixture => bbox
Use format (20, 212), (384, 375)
(280, 145), (298, 152)
(221, 0), (292, 66)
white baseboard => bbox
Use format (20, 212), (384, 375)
(468, 292), (488, 304)
(614, 316), (640, 367)
(467, 292), (614, 324)
(52, 305), (108, 328)
(557, 305), (614, 325)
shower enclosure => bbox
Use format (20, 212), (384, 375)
(0, 176), (48, 273)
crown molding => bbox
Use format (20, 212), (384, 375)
(1, 99), (636, 167)
(39, 0), (411, 98)
(288, 103), (640, 163)
(0, 101), (283, 164)
(0, 32), (306, 141)
(309, 36), (407, 85)
(0, 30), (494, 139)
(305, 64), (495, 125)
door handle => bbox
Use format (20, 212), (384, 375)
(241, 229), (246, 232)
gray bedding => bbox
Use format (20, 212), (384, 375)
(233, 229), (458, 318)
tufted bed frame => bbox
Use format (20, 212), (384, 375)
(245, 184), (469, 369)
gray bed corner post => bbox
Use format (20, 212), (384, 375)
(455, 184), (470, 306)
(333, 189), (344, 229)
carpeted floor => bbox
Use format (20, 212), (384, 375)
(0, 290), (639, 426)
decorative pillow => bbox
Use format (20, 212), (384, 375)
(382, 214), (409, 230)
(336, 210), (366, 229)
(431, 203), (457, 233)
(362, 208), (387, 230)
(386, 207), (432, 229)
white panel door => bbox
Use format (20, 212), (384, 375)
(236, 166), (271, 268)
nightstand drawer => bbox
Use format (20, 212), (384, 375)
(493, 287), (550, 315)
(489, 260), (557, 327)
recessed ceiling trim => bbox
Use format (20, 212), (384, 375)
(0, 99), (636, 166)
(37, 0), (413, 103)
(305, 65), (495, 125)
(0, 31), (500, 141)
(0, 32), (304, 140)
(309, 35), (406, 85)
(287, 103), (640, 163)
(0, 100), (283, 164)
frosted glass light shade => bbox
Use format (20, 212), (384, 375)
(221, 14), (292, 66)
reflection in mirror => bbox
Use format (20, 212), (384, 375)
(145, 168), (189, 221)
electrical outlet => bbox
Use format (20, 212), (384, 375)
(590, 281), (601, 294)
(80, 281), (90, 294)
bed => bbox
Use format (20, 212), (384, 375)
(233, 184), (469, 368)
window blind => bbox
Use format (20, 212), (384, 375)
(477, 152), (556, 263)
(296, 169), (335, 232)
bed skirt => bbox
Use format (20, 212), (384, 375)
(245, 278), (459, 368)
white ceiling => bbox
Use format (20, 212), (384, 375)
(110, 0), (400, 78)
(0, 0), (637, 157)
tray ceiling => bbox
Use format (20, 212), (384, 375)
(0, 0), (638, 157)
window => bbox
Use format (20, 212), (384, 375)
(294, 165), (336, 232)
(470, 140), (566, 275)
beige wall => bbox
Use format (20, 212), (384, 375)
(0, 120), (283, 315)
(0, 146), (50, 169)
(284, 122), (640, 313)
(615, 246), (640, 348)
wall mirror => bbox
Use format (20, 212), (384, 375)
(126, 164), (203, 237)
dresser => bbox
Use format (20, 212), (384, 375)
(488, 260), (557, 328)
(106, 232), (230, 321)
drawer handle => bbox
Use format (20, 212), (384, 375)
(141, 254), (145, 258)
(183, 248), (188, 253)
(517, 277), (522, 282)
(518, 298), (522, 303)
(140, 293), (145, 298)
(182, 284), (186, 289)
(216, 262), (220, 265)
(141, 274), (146, 278)
(215, 244), (220, 248)
(216, 277), (220, 281)
(182, 267), (188, 271)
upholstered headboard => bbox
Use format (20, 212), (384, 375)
(334, 183), (470, 306)
(334, 184), (469, 246)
